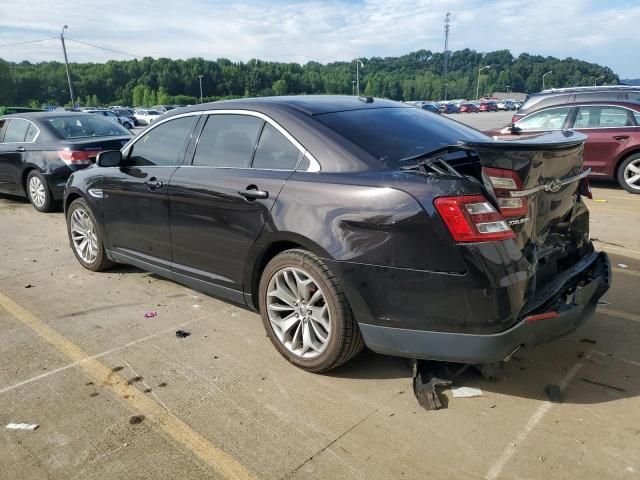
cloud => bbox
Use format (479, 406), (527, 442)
(0, 0), (638, 77)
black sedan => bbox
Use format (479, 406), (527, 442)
(0, 112), (132, 211)
(64, 96), (609, 372)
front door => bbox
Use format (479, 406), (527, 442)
(169, 114), (303, 294)
(101, 115), (198, 269)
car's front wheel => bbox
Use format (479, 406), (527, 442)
(617, 154), (640, 194)
(26, 170), (55, 212)
(259, 249), (364, 372)
(66, 198), (114, 271)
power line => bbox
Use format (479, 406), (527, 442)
(65, 37), (143, 58)
(0, 37), (57, 48)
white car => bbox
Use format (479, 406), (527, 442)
(134, 109), (162, 126)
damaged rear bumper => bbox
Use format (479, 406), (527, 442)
(358, 251), (611, 364)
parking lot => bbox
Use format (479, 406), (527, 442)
(1, 110), (639, 480)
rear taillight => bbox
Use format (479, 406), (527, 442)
(434, 195), (515, 243)
(57, 150), (99, 165)
(579, 176), (593, 199)
(483, 167), (528, 217)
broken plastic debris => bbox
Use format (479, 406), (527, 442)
(24, 284), (33, 289)
(617, 263), (628, 269)
(175, 330), (191, 338)
(6, 423), (39, 431)
(144, 311), (157, 318)
(451, 387), (483, 398)
(597, 300), (610, 306)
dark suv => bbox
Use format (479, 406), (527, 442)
(513, 86), (640, 122)
(64, 96), (610, 372)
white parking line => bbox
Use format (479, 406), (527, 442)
(0, 319), (199, 395)
(484, 361), (583, 480)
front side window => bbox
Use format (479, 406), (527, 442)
(252, 123), (302, 170)
(3, 119), (31, 142)
(517, 107), (572, 131)
(574, 106), (633, 128)
(128, 116), (196, 166)
(192, 114), (263, 168)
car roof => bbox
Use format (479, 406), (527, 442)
(539, 85), (639, 94)
(166, 95), (406, 117)
(535, 100), (640, 110)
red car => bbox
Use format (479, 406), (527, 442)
(487, 101), (640, 193)
(479, 101), (498, 112)
(459, 103), (480, 113)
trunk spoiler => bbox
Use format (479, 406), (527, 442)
(457, 130), (587, 151)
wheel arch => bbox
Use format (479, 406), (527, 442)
(613, 148), (640, 179)
(245, 233), (332, 310)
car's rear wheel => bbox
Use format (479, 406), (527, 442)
(66, 198), (114, 271)
(259, 249), (364, 372)
(617, 154), (640, 194)
(26, 170), (54, 212)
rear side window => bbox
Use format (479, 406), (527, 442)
(252, 123), (302, 170)
(573, 106), (633, 128)
(193, 114), (263, 168)
(3, 119), (30, 142)
(47, 115), (130, 139)
(517, 107), (572, 131)
(24, 123), (38, 142)
(128, 116), (196, 166)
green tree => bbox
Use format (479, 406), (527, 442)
(132, 84), (146, 107)
(272, 79), (287, 96)
(0, 59), (16, 104)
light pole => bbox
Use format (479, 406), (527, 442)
(198, 75), (203, 103)
(351, 80), (356, 96)
(60, 25), (75, 108)
(476, 65), (490, 101)
(354, 59), (364, 96)
(506, 85), (511, 93)
(444, 83), (448, 102)
(594, 75), (605, 86)
(542, 71), (552, 91)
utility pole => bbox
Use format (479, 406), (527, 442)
(354, 59), (364, 96)
(443, 12), (450, 77)
(542, 71), (552, 91)
(60, 25), (75, 108)
(594, 75), (605, 86)
(444, 83), (448, 102)
(352, 80), (356, 96)
(198, 75), (203, 103)
(476, 65), (490, 101)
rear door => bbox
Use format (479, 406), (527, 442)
(0, 118), (37, 194)
(569, 105), (639, 176)
(101, 114), (198, 269)
(168, 112), (302, 294)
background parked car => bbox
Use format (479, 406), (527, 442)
(479, 101), (498, 112)
(459, 103), (480, 113)
(488, 100), (640, 193)
(513, 85), (640, 122)
(0, 112), (131, 211)
(134, 108), (162, 125)
(439, 103), (459, 114)
(86, 109), (135, 129)
(113, 108), (140, 126)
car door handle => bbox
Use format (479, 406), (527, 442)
(15, 146), (25, 152)
(238, 188), (269, 200)
(613, 135), (629, 140)
(144, 178), (163, 190)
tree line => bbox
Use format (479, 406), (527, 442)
(0, 48), (619, 107)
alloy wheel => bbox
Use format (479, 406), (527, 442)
(623, 159), (640, 191)
(70, 208), (98, 264)
(266, 267), (331, 359)
(28, 176), (47, 208)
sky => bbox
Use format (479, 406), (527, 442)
(0, 0), (638, 78)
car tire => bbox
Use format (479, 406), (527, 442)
(617, 153), (640, 194)
(26, 170), (55, 212)
(66, 198), (115, 271)
(259, 249), (364, 372)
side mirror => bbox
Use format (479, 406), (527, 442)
(97, 150), (122, 167)
(507, 123), (522, 135)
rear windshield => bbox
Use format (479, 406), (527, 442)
(315, 107), (489, 167)
(46, 115), (130, 139)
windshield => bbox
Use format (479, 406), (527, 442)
(315, 107), (489, 168)
(46, 115), (130, 139)
(148, 111), (161, 115)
